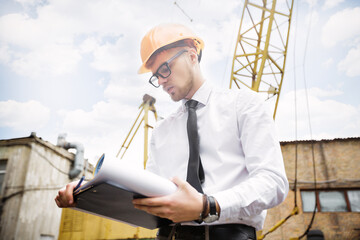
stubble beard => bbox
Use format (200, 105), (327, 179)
(169, 63), (195, 102)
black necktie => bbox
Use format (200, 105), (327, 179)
(185, 99), (204, 193)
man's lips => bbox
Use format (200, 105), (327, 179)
(165, 86), (174, 94)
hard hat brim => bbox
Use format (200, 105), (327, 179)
(138, 36), (204, 74)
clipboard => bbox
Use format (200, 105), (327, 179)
(72, 154), (176, 229)
(74, 181), (171, 229)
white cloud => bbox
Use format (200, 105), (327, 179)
(322, 7), (360, 47)
(90, 38), (138, 74)
(322, 58), (333, 68)
(11, 44), (81, 79)
(307, 88), (343, 98)
(0, 1), (143, 79)
(58, 101), (133, 162)
(0, 100), (50, 131)
(0, 0), (188, 79)
(322, 0), (345, 10)
(103, 81), (144, 104)
(0, 1), (160, 49)
(61, 105), (124, 136)
(306, 9), (320, 27)
(14, 0), (46, 7)
(0, 12), (72, 50)
(304, 0), (318, 8)
(276, 88), (360, 141)
(0, 45), (12, 64)
(0, 0), (244, 80)
(338, 43), (360, 77)
(79, 37), (98, 54)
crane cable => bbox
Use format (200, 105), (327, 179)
(290, 0), (318, 238)
(257, 1), (300, 235)
(259, 0), (319, 238)
(261, 1), (317, 240)
(297, 1), (317, 237)
(293, 0), (299, 212)
(174, 1), (193, 22)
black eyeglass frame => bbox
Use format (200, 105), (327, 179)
(148, 49), (188, 88)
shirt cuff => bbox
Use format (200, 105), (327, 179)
(212, 189), (243, 223)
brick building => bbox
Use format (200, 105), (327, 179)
(261, 138), (360, 239)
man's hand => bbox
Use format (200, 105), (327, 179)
(132, 177), (203, 223)
(55, 181), (78, 208)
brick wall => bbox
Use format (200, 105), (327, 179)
(260, 138), (360, 240)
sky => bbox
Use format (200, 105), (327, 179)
(0, 0), (359, 167)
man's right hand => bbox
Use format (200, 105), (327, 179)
(55, 181), (78, 208)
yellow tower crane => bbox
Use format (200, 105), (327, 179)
(58, 95), (159, 240)
(117, 94), (158, 169)
(230, 0), (294, 119)
(230, 1), (299, 239)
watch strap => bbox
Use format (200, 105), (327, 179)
(203, 196), (219, 223)
(196, 194), (208, 223)
(208, 196), (217, 215)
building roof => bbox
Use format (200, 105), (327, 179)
(0, 132), (74, 161)
(280, 137), (360, 145)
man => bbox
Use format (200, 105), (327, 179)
(55, 23), (289, 240)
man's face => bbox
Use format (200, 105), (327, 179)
(149, 48), (195, 102)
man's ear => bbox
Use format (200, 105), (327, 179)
(188, 48), (198, 64)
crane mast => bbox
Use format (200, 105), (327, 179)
(230, 0), (294, 119)
(116, 94), (158, 168)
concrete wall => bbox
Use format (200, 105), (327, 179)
(261, 138), (360, 240)
(0, 135), (88, 240)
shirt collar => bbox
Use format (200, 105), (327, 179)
(181, 81), (212, 110)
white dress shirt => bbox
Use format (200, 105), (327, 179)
(146, 81), (289, 230)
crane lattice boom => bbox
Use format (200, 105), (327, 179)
(230, 0), (294, 119)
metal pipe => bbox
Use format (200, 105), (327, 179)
(57, 134), (84, 179)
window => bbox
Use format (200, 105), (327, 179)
(348, 190), (360, 212)
(40, 234), (55, 240)
(301, 189), (360, 212)
(0, 159), (7, 194)
(301, 191), (317, 212)
(319, 191), (347, 212)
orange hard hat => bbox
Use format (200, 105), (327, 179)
(138, 23), (204, 74)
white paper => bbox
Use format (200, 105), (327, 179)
(79, 159), (177, 197)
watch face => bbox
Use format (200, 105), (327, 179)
(204, 214), (219, 223)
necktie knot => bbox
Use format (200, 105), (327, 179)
(186, 99), (198, 110)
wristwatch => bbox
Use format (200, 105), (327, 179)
(203, 196), (219, 223)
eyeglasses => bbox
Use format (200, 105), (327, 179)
(149, 49), (188, 88)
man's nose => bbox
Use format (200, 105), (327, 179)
(158, 76), (168, 86)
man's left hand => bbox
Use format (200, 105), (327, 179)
(132, 176), (203, 223)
